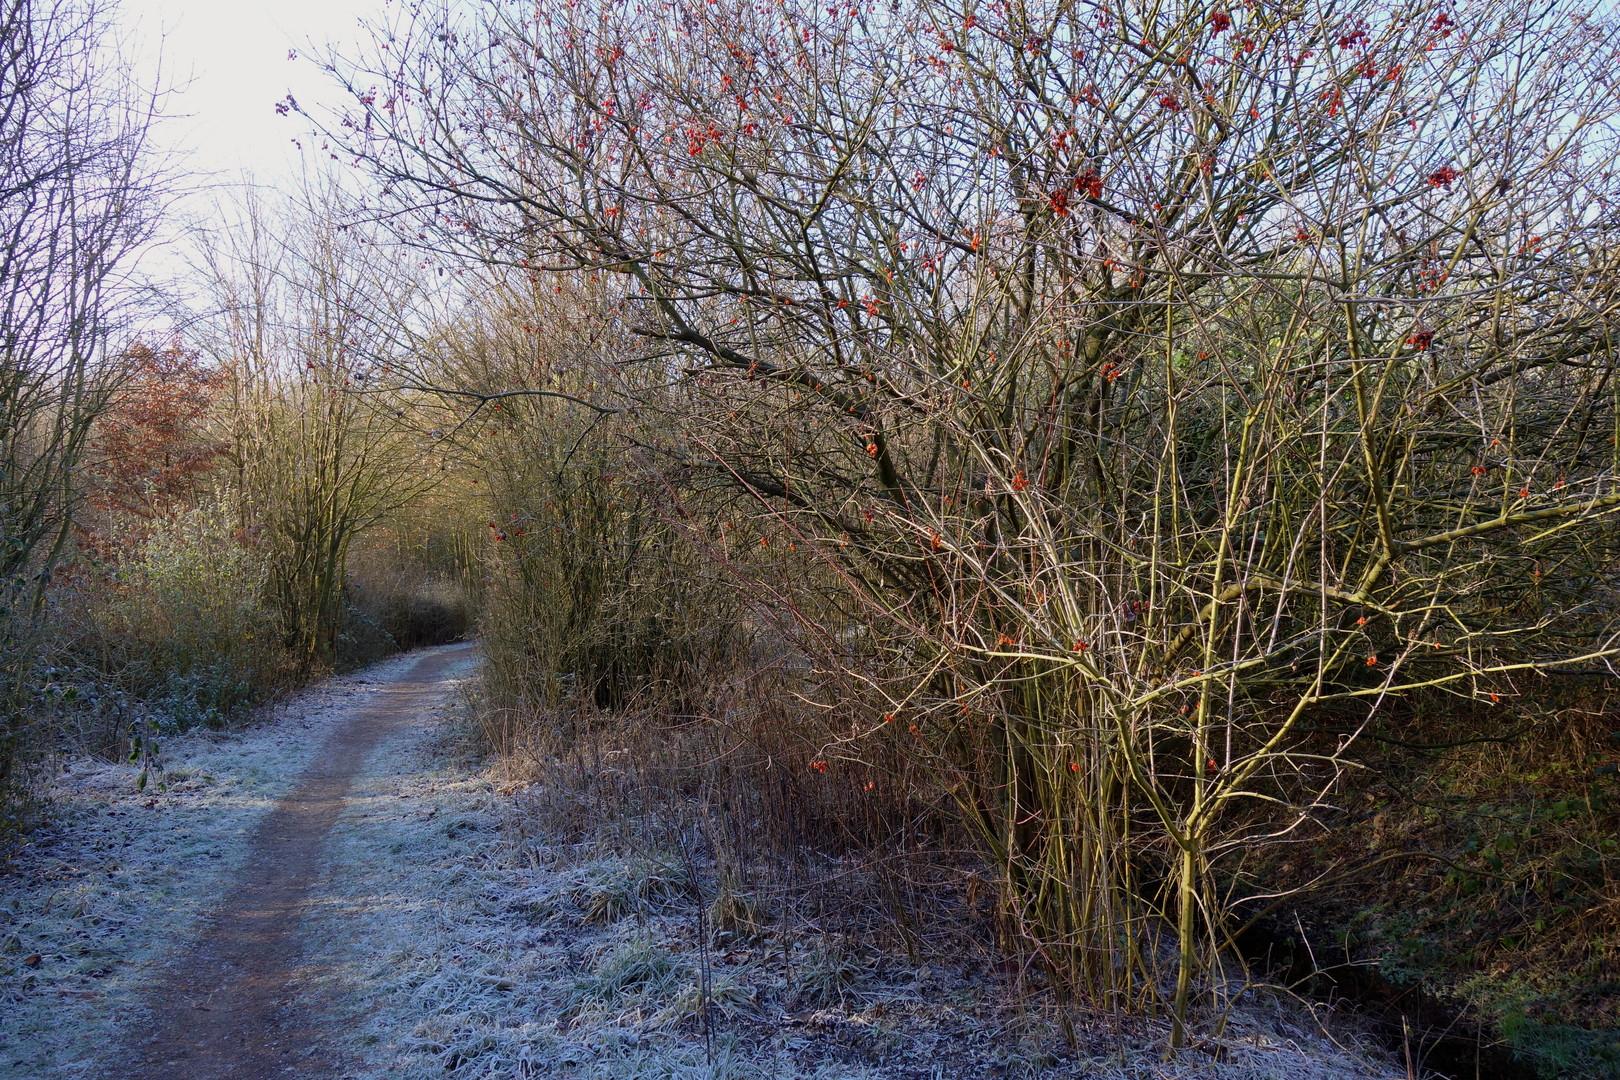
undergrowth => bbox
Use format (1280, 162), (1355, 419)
(295, 673), (1400, 1078)
(476, 674), (1402, 1076)
(1238, 693), (1620, 1077)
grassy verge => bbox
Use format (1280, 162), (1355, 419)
(1242, 700), (1620, 1077)
(290, 678), (1402, 1079)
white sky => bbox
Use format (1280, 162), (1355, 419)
(121, 0), (388, 192)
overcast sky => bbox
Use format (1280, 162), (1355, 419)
(121, 0), (386, 192)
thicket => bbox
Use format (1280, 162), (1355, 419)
(322, 0), (1620, 1055)
(40, 190), (476, 745)
(7, 0), (1612, 1065)
(0, 0), (473, 844)
(0, 0), (165, 831)
(62, 188), (477, 721)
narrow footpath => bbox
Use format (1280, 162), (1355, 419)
(113, 644), (478, 1079)
(3, 641), (1402, 1080)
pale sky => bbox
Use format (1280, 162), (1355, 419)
(121, 0), (389, 190)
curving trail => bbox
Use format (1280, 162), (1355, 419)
(114, 643), (478, 1080)
(7, 637), (1400, 1080)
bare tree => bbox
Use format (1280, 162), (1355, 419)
(198, 183), (432, 669)
(327, 0), (1620, 1039)
(0, 0), (164, 810)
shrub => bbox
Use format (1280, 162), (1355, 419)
(72, 498), (287, 729)
(336, 0), (1620, 1046)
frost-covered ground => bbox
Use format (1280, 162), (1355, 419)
(302, 703), (1403, 1079)
(2, 653), (1405, 1080)
(0, 651), (434, 1079)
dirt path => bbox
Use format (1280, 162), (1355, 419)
(7, 642), (1401, 1080)
(113, 643), (477, 1080)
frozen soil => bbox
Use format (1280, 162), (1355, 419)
(0, 643), (477, 1079)
(3, 645), (1403, 1079)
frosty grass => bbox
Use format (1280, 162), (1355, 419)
(3, 650), (1400, 1079)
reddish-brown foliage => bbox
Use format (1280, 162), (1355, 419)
(85, 342), (224, 528)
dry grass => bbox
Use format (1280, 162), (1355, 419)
(452, 677), (1404, 1079)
